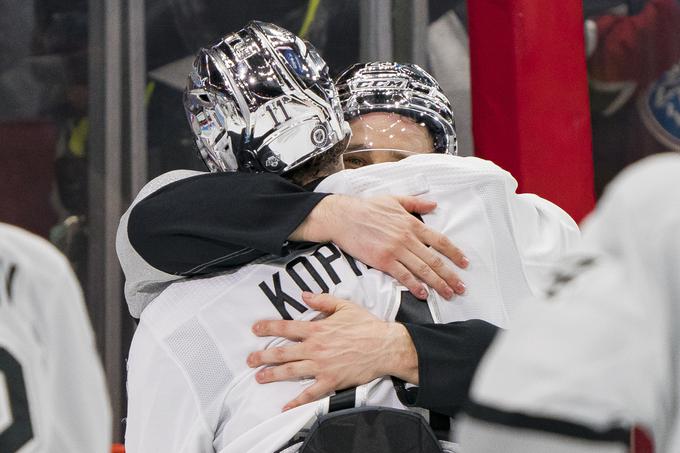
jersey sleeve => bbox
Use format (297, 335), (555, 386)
(117, 170), (329, 317)
(117, 170), (204, 317)
(509, 193), (581, 295)
(457, 256), (663, 453)
(124, 320), (214, 453)
(126, 170), (329, 274)
(401, 319), (499, 417)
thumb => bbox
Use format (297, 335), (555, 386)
(395, 196), (437, 214)
(302, 292), (344, 314)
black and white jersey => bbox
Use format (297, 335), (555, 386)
(0, 223), (111, 452)
(458, 153), (680, 453)
(125, 154), (580, 453)
(116, 169), (206, 318)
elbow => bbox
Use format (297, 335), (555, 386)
(126, 202), (179, 274)
(127, 202), (158, 252)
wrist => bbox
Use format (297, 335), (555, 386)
(289, 194), (340, 242)
(382, 322), (419, 385)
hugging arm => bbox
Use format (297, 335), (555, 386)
(399, 320), (498, 416)
(127, 171), (328, 275)
(248, 293), (499, 416)
(125, 171), (468, 297)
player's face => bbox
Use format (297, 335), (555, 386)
(343, 112), (435, 169)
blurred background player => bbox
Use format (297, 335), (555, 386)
(0, 222), (111, 452)
(458, 153), (680, 452)
(585, 0), (680, 196)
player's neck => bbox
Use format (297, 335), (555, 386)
(296, 157), (343, 187)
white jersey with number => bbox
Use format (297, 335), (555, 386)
(458, 153), (680, 453)
(125, 154), (579, 453)
(0, 223), (111, 452)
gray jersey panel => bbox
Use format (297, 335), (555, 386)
(116, 169), (205, 317)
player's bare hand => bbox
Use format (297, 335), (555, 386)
(247, 292), (418, 411)
(289, 194), (468, 300)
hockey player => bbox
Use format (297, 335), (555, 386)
(457, 153), (680, 453)
(0, 223), (111, 452)
(124, 21), (579, 453)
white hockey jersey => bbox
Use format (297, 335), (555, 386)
(125, 155), (579, 453)
(0, 223), (111, 452)
(458, 153), (680, 453)
(117, 168), (205, 318)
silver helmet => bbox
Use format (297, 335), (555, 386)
(336, 62), (457, 155)
(183, 21), (350, 174)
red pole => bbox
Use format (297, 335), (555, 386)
(467, 0), (595, 222)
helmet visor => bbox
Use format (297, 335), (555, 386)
(345, 112), (435, 155)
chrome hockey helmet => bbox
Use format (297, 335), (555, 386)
(183, 21), (350, 173)
(335, 62), (457, 155)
